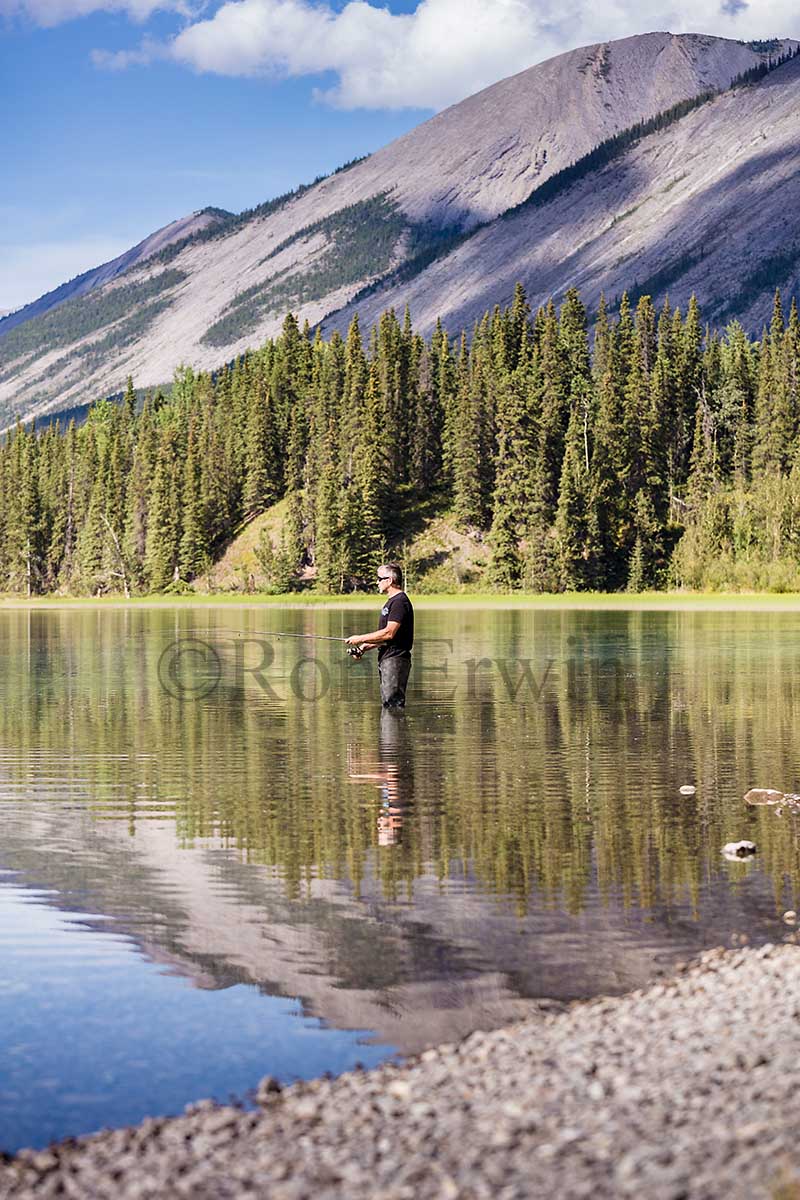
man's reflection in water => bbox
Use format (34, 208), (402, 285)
(348, 709), (415, 846)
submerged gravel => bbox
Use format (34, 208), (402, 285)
(3, 944), (800, 1199)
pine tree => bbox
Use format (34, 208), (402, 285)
(104, 430), (131, 596)
(313, 457), (343, 592)
(452, 334), (485, 528)
(123, 375), (137, 424)
(434, 322), (458, 491)
(242, 375), (278, 517)
(10, 428), (46, 595)
(409, 342), (442, 492)
(179, 419), (209, 581)
(647, 347), (672, 524)
(674, 295), (703, 485)
(505, 282), (532, 373)
(351, 365), (389, 580)
(753, 292), (793, 475)
(721, 321), (757, 482)
(340, 314), (368, 486)
(123, 404), (156, 589)
(685, 399), (718, 511)
(627, 490), (663, 591)
(75, 463), (107, 593)
(144, 425), (181, 590)
(525, 302), (566, 591)
(556, 398), (595, 591)
(590, 321), (626, 589)
(488, 346), (539, 588)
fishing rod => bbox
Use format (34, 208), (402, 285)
(274, 632), (346, 642)
(172, 629), (366, 656)
(274, 632), (365, 658)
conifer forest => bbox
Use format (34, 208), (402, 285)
(2, 284), (800, 596)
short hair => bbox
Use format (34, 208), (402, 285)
(381, 562), (403, 587)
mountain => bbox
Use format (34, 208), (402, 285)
(1, 33), (797, 426)
(0, 208), (231, 339)
(331, 47), (800, 341)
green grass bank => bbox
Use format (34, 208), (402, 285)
(4, 591), (800, 611)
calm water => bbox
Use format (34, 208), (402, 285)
(2, 604), (800, 1152)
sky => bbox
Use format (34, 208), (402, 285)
(1, 0), (798, 313)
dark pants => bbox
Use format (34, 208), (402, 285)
(378, 654), (412, 708)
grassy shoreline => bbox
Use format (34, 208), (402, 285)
(4, 590), (800, 611)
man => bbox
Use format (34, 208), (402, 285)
(346, 563), (414, 708)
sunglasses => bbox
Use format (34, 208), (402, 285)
(377, 575), (391, 582)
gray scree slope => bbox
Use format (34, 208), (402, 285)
(0, 209), (229, 337)
(328, 51), (800, 339)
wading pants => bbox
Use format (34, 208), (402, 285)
(378, 653), (412, 708)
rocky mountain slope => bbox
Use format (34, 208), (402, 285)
(329, 49), (800, 339)
(0, 208), (230, 338)
(0, 33), (796, 425)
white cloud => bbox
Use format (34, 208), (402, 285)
(168, 0), (547, 108)
(0, 237), (134, 312)
(0, 0), (193, 27)
(8, 0), (799, 104)
(163, 0), (800, 109)
(91, 35), (167, 68)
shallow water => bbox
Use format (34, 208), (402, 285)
(2, 605), (800, 1151)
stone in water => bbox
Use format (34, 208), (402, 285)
(722, 841), (757, 860)
(679, 785), (696, 796)
(744, 788), (785, 806)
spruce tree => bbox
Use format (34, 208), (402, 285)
(144, 425), (181, 591)
(242, 376), (278, 518)
(179, 419), (209, 581)
(525, 302), (566, 591)
(753, 292), (792, 475)
(627, 490), (664, 592)
(452, 334), (485, 529)
(556, 398), (596, 591)
(488, 346), (539, 588)
(351, 365), (389, 580)
(409, 342), (442, 492)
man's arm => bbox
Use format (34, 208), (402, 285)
(347, 620), (401, 648)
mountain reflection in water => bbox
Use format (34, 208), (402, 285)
(2, 605), (800, 1147)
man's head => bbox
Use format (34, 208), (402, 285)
(377, 563), (403, 594)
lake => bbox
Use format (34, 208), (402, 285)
(2, 603), (800, 1152)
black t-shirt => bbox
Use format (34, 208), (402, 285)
(377, 591), (414, 661)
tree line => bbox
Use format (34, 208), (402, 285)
(1, 284), (799, 596)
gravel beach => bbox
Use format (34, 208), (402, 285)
(3, 944), (800, 1200)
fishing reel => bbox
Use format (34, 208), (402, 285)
(347, 645), (365, 660)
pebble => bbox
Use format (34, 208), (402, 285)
(722, 841), (757, 860)
(679, 785), (696, 796)
(4, 946), (800, 1200)
(744, 788), (785, 806)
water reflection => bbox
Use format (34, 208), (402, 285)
(3, 606), (800, 1147)
(349, 710), (414, 848)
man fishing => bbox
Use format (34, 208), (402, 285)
(346, 563), (414, 709)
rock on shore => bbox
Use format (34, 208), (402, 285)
(3, 945), (800, 1199)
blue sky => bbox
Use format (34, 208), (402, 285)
(1, 0), (796, 312)
(0, 4), (426, 311)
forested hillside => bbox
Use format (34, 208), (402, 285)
(2, 283), (800, 596)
